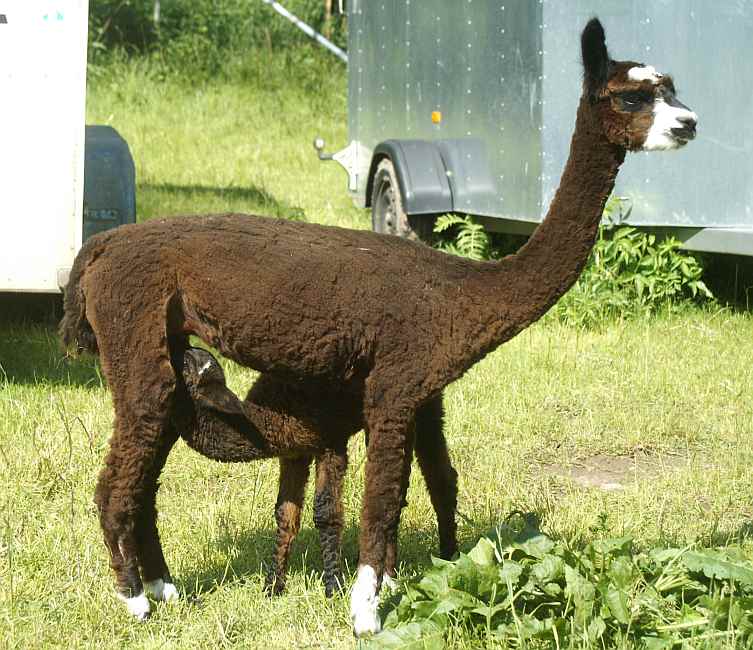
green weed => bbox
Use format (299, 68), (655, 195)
(371, 513), (753, 648)
(554, 223), (714, 329)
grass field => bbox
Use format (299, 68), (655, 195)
(2, 49), (753, 648)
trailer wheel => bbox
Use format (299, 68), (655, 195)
(371, 159), (435, 242)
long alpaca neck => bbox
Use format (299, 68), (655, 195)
(460, 94), (626, 363)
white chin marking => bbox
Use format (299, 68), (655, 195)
(144, 578), (180, 602)
(198, 360), (213, 376)
(117, 591), (150, 620)
(642, 99), (698, 152)
(628, 65), (661, 82)
(350, 565), (382, 637)
(382, 574), (398, 593)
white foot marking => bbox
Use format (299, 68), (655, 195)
(117, 591), (150, 620)
(351, 564), (381, 637)
(162, 582), (179, 602)
(382, 574), (398, 593)
(144, 579), (179, 602)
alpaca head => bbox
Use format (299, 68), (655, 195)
(182, 347), (246, 416)
(581, 18), (697, 152)
(183, 347), (226, 392)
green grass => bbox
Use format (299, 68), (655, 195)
(85, 49), (363, 229)
(2, 51), (753, 648)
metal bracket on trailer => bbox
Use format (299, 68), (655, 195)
(314, 138), (369, 192)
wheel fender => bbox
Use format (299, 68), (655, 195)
(365, 140), (453, 215)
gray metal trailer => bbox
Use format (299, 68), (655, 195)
(319, 1), (753, 255)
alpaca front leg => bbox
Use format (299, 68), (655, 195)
(264, 456), (311, 595)
(382, 446), (412, 593)
(313, 447), (348, 597)
(352, 409), (415, 637)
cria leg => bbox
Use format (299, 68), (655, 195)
(313, 447), (348, 597)
(264, 456), (311, 595)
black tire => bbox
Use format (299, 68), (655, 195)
(371, 159), (435, 243)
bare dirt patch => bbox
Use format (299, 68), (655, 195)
(542, 452), (688, 491)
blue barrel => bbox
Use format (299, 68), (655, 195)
(83, 125), (136, 240)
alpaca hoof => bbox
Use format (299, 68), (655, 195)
(118, 591), (151, 620)
(162, 582), (179, 602)
(352, 606), (381, 638)
(324, 572), (345, 598)
(144, 578), (179, 603)
(350, 565), (381, 638)
(264, 574), (286, 597)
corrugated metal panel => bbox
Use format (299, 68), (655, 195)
(347, 1), (753, 244)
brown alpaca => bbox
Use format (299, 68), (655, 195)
(177, 347), (457, 598)
(59, 18), (696, 635)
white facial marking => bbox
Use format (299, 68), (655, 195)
(144, 578), (180, 602)
(350, 564), (382, 637)
(198, 360), (212, 376)
(117, 591), (150, 620)
(627, 65), (661, 82)
(643, 99), (699, 151)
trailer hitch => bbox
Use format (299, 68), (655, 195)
(313, 138), (369, 192)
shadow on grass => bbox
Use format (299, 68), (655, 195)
(138, 182), (306, 221)
(177, 520), (450, 599)
(0, 294), (101, 387)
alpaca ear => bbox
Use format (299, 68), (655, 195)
(581, 17), (610, 99)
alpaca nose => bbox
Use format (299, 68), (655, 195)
(679, 114), (697, 130)
(672, 113), (697, 141)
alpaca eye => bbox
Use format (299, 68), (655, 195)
(617, 92), (652, 111)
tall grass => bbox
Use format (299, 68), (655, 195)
(86, 46), (360, 229)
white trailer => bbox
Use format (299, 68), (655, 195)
(0, 1), (89, 293)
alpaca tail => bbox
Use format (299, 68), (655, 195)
(58, 233), (109, 356)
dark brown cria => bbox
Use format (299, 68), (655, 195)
(176, 346), (456, 597)
(58, 17), (695, 627)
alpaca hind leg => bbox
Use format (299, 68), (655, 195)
(95, 414), (175, 619)
(312, 447), (348, 597)
(136, 423), (180, 603)
(264, 456), (311, 596)
(90, 308), (180, 619)
(351, 404), (414, 637)
(414, 395), (458, 560)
